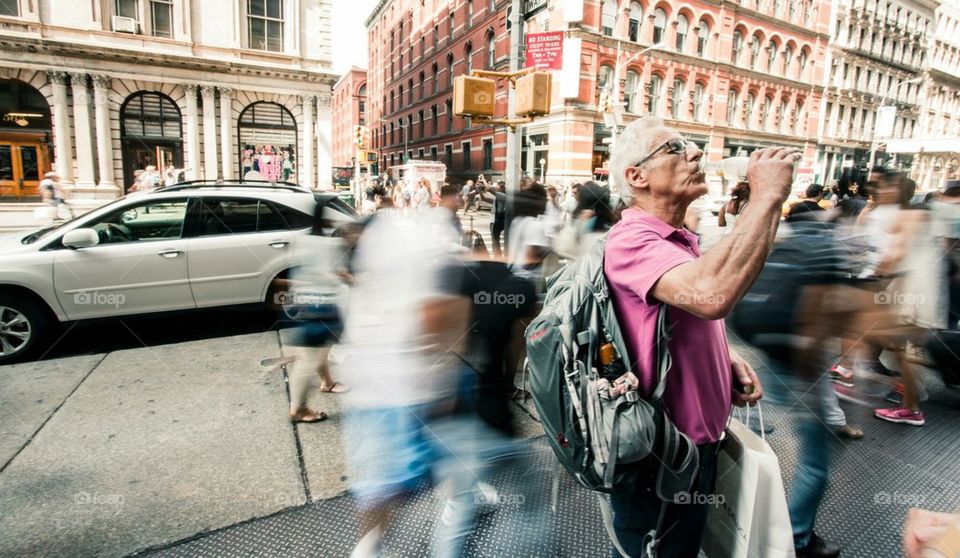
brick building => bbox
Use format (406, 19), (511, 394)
(331, 67), (368, 171)
(523, 0), (830, 190)
(365, 0), (511, 184)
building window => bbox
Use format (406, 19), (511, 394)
(449, 13), (455, 40)
(653, 8), (667, 44)
(487, 33), (496, 68)
(625, 70), (640, 113)
(432, 105), (438, 135)
(696, 20), (710, 57)
(628, 2), (642, 42)
(433, 63), (439, 94)
(445, 144), (453, 165)
(782, 45), (793, 77)
(482, 140), (493, 169)
(419, 71), (425, 99)
(150, 0), (173, 37)
(761, 96), (773, 130)
(671, 79), (685, 118)
(447, 55), (455, 88)
(431, 146), (438, 160)
(732, 30), (743, 64)
(237, 101), (298, 182)
(648, 75), (662, 114)
(749, 35), (761, 69)
(465, 43), (473, 74)
(247, 0), (284, 52)
(419, 110), (425, 137)
(116, 0), (138, 19)
(467, 0), (473, 26)
(745, 92), (757, 126)
(767, 40), (777, 71)
(675, 14), (689, 52)
(398, 85), (404, 108)
(407, 79), (413, 104)
(434, 25), (439, 49)
(602, 0), (617, 37)
(693, 83), (705, 121)
(463, 142), (471, 169)
(119, 91), (183, 188)
(446, 99), (453, 129)
(798, 50), (808, 80)
(778, 98), (789, 132)
(727, 89), (739, 126)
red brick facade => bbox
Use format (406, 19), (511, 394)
(365, 0), (511, 184)
(331, 67), (368, 170)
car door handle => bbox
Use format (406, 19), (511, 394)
(268, 240), (290, 249)
(157, 249), (184, 258)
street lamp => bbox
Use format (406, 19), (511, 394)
(539, 158), (546, 183)
(867, 76), (922, 170)
(607, 42), (666, 155)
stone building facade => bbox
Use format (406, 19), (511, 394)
(817, 0), (936, 185)
(0, 0), (337, 202)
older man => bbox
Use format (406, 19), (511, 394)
(604, 117), (798, 557)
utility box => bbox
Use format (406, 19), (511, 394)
(515, 72), (552, 117)
(453, 75), (496, 117)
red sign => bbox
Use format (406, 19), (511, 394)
(525, 31), (563, 71)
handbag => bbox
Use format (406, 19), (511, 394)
(701, 406), (796, 558)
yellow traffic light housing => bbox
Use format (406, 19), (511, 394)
(453, 75), (496, 117)
(515, 72), (552, 117)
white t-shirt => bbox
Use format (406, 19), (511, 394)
(507, 216), (550, 271)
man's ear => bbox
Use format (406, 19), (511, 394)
(624, 165), (646, 189)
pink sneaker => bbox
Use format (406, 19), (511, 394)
(874, 407), (925, 426)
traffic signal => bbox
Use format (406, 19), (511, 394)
(453, 75), (496, 117)
(354, 125), (364, 147)
(515, 72), (552, 117)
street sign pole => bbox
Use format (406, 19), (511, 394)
(504, 0), (523, 245)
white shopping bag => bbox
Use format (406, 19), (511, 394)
(701, 410), (795, 558)
(33, 206), (55, 221)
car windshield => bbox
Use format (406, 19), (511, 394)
(19, 203), (106, 244)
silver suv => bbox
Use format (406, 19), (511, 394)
(0, 182), (357, 364)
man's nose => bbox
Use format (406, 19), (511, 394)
(687, 144), (703, 161)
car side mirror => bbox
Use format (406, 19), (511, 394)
(62, 228), (100, 249)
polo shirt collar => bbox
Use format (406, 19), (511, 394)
(621, 208), (695, 242)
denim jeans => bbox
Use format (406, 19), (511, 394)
(760, 356), (834, 550)
(609, 443), (719, 558)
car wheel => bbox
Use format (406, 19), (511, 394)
(265, 276), (306, 323)
(0, 294), (55, 364)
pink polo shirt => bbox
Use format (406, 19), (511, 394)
(604, 209), (732, 445)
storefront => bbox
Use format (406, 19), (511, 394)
(0, 79), (52, 200)
(120, 91), (184, 191)
(238, 101), (298, 182)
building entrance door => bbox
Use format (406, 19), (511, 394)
(0, 140), (47, 200)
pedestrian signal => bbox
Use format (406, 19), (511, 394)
(515, 72), (552, 117)
(453, 75), (496, 117)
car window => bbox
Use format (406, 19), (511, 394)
(194, 199), (259, 236)
(89, 200), (188, 244)
(272, 202), (314, 230)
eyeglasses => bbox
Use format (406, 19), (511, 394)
(633, 138), (689, 168)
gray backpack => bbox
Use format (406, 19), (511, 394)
(525, 236), (699, 556)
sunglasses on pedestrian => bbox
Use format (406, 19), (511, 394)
(633, 138), (690, 168)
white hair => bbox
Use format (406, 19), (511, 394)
(610, 116), (666, 205)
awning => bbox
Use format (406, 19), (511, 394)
(886, 138), (960, 154)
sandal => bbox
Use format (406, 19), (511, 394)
(836, 424), (864, 439)
(289, 410), (328, 423)
(319, 381), (349, 394)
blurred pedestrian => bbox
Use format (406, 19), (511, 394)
(38, 171), (73, 220)
(506, 183), (550, 282)
(490, 181), (507, 257)
(553, 181), (617, 260)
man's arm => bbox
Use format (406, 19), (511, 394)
(651, 148), (798, 320)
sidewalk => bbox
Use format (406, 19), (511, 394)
(0, 328), (958, 557)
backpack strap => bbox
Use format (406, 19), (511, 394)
(649, 304), (673, 403)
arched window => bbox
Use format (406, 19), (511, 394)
(390, 90), (395, 113)
(237, 101), (297, 182)
(676, 14), (689, 52)
(625, 70), (640, 112)
(465, 43), (474, 74)
(407, 78), (413, 104)
(449, 12), (455, 40)
(782, 45), (793, 77)
(398, 84), (404, 107)
(693, 83), (706, 121)
(121, 91), (181, 140)
(418, 71), (425, 99)
(795, 100), (804, 133)
(487, 33), (496, 68)
(118, 90), (181, 188)
(447, 54), (455, 88)
(431, 105), (438, 135)
(602, 0), (617, 37)
(778, 98), (789, 132)
(467, 0), (473, 26)
(732, 30), (743, 64)
(653, 8), (668, 44)
(671, 78), (685, 118)
(745, 92), (757, 126)
(749, 35), (762, 69)
(696, 20), (710, 57)
(767, 40), (778, 71)
(798, 50), (809, 80)
(648, 74), (663, 114)
(762, 96), (773, 130)
(629, 2), (643, 42)
(599, 65), (615, 103)
(773, 0), (782, 16)
(433, 63), (439, 94)
(726, 88), (739, 126)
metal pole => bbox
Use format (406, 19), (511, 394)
(868, 77), (921, 171)
(610, 40), (622, 157)
(504, 0), (523, 246)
